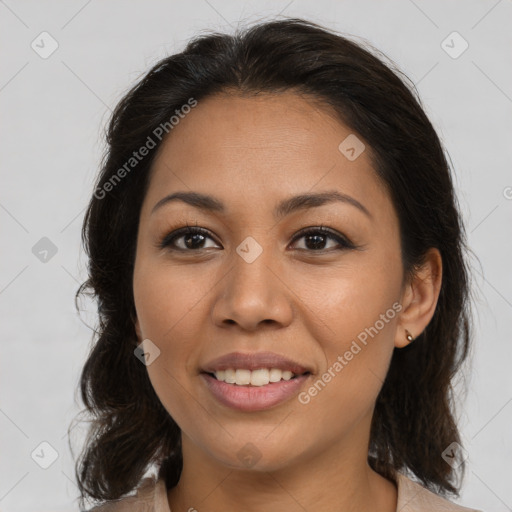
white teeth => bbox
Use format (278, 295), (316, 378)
(213, 368), (298, 386)
(269, 368), (282, 382)
(224, 369), (236, 384)
(282, 370), (293, 381)
(250, 368), (269, 386)
(235, 369), (251, 385)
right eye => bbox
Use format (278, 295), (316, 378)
(159, 225), (220, 252)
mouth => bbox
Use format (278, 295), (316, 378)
(200, 368), (312, 412)
(200, 351), (313, 411)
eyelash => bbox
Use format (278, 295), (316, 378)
(158, 222), (357, 253)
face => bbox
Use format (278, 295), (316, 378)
(133, 91), (407, 472)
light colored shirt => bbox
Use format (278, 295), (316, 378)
(89, 471), (484, 511)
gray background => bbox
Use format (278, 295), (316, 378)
(1, 0), (511, 510)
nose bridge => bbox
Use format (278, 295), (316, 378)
(230, 232), (277, 298)
(212, 231), (292, 329)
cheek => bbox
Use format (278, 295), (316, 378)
(292, 256), (401, 406)
(294, 253), (401, 342)
(132, 259), (215, 416)
(133, 259), (212, 341)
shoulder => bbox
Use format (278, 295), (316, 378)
(86, 472), (484, 512)
(86, 476), (167, 512)
(395, 472), (484, 512)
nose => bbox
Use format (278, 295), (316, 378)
(211, 239), (294, 332)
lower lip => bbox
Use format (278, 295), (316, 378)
(201, 373), (310, 412)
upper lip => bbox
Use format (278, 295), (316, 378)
(201, 351), (312, 375)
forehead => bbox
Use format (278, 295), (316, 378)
(145, 91), (391, 221)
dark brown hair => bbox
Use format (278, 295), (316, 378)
(72, 17), (473, 510)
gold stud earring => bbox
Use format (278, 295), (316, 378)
(405, 329), (414, 343)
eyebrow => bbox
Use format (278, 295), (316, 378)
(151, 190), (372, 219)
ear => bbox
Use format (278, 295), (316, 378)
(395, 248), (442, 348)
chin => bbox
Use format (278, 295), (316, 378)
(200, 433), (303, 473)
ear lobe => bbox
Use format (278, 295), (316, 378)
(394, 248), (443, 349)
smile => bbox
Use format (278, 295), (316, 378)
(201, 371), (311, 411)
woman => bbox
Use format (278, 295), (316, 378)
(73, 17), (482, 512)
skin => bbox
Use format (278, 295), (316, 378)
(133, 91), (442, 512)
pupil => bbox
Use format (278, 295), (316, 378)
(307, 234), (325, 250)
(185, 233), (205, 249)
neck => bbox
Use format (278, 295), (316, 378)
(167, 425), (397, 512)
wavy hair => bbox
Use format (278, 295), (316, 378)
(72, 17), (474, 509)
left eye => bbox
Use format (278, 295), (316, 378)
(159, 226), (354, 252)
(290, 227), (354, 251)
